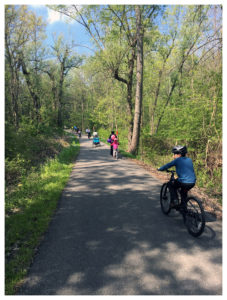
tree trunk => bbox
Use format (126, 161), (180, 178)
(127, 47), (136, 149)
(113, 48), (135, 148)
(57, 63), (65, 127)
(10, 72), (19, 128)
(155, 77), (177, 134)
(5, 46), (20, 128)
(150, 69), (162, 135)
(57, 72), (64, 128)
(21, 59), (41, 125)
(128, 6), (144, 155)
(150, 38), (175, 135)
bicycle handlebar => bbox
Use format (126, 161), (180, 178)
(157, 169), (176, 173)
(166, 169), (176, 173)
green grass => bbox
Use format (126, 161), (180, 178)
(119, 149), (137, 159)
(5, 136), (80, 295)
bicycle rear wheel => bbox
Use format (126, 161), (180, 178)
(184, 196), (205, 237)
(160, 183), (171, 215)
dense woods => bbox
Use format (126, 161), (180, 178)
(5, 4), (222, 198)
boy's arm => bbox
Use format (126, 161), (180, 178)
(158, 160), (176, 171)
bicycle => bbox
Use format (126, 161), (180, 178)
(160, 170), (205, 237)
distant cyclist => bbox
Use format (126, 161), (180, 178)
(158, 145), (196, 206)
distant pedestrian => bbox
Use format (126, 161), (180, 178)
(86, 128), (91, 139)
(112, 137), (120, 159)
(109, 131), (116, 156)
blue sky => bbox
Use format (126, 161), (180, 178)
(29, 5), (94, 56)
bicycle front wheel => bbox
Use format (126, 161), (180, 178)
(184, 196), (205, 237)
(160, 183), (171, 215)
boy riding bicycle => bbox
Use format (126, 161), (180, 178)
(158, 145), (196, 207)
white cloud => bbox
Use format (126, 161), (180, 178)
(47, 8), (63, 24)
(47, 8), (75, 24)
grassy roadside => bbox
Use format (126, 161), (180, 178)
(5, 134), (80, 295)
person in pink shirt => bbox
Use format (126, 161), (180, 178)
(108, 131), (116, 156)
(112, 137), (119, 159)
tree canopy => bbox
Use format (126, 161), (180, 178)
(5, 4), (222, 198)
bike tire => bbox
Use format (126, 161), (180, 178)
(160, 183), (171, 215)
(184, 196), (205, 237)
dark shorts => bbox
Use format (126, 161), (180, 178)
(169, 179), (195, 202)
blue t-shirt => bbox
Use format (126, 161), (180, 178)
(158, 157), (196, 184)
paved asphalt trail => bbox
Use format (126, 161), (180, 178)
(18, 136), (222, 295)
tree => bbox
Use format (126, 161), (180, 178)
(128, 6), (144, 154)
(5, 5), (48, 128)
(19, 12), (46, 125)
(49, 5), (161, 153)
(151, 6), (212, 134)
(45, 35), (83, 127)
(49, 5), (136, 144)
(5, 5), (32, 128)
